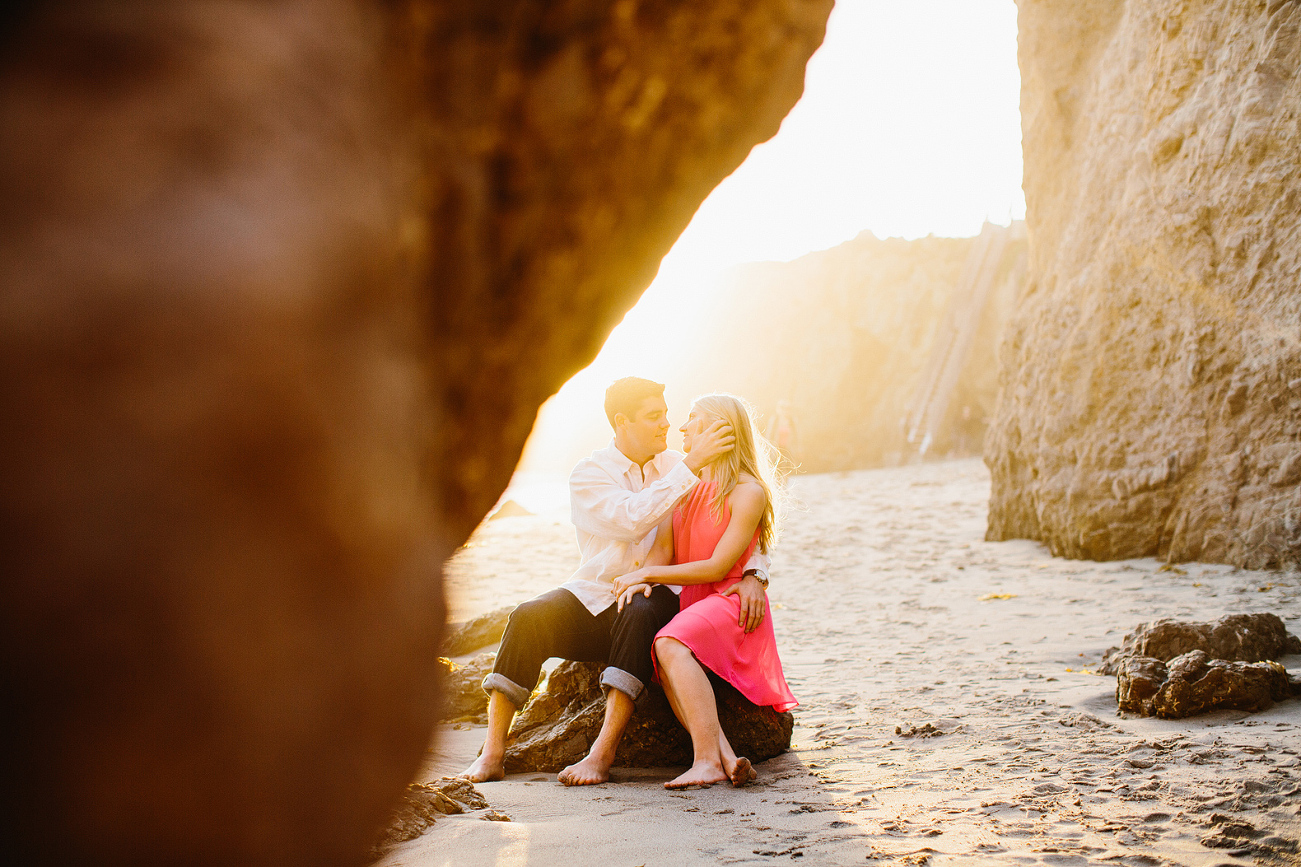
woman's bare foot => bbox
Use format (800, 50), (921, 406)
(728, 757), (755, 787)
(665, 760), (728, 789)
(460, 753), (505, 783)
(558, 754), (611, 786)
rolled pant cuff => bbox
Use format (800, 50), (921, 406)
(482, 672), (532, 708)
(600, 666), (644, 702)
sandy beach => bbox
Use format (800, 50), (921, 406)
(379, 458), (1301, 867)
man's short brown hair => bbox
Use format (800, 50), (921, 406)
(604, 377), (665, 429)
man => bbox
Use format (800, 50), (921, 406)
(462, 377), (770, 785)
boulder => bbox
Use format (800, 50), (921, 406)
(1116, 650), (1301, 719)
(0, 2), (831, 864)
(372, 777), (492, 857)
(503, 660), (793, 773)
(437, 653), (496, 722)
(1099, 613), (1301, 675)
(443, 607), (513, 657)
(488, 500), (533, 521)
(987, 0), (1301, 567)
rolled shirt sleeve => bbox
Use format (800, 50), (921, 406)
(741, 550), (771, 583)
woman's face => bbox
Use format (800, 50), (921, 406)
(679, 407), (713, 453)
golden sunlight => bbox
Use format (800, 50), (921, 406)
(515, 0), (1024, 485)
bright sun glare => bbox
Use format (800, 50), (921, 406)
(518, 0), (1025, 483)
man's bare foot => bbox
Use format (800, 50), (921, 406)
(460, 753), (505, 783)
(665, 760), (727, 789)
(558, 754), (611, 786)
(728, 757), (755, 788)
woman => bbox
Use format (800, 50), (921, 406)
(613, 393), (797, 789)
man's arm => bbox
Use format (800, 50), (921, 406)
(570, 462), (695, 544)
(741, 550), (770, 583)
(570, 422), (736, 543)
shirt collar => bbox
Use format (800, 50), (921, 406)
(596, 439), (674, 480)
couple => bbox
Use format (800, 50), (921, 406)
(463, 377), (797, 789)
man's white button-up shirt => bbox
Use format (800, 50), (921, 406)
(560, 441), (770, 615)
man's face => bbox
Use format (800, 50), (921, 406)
(620, 396), (670, 458)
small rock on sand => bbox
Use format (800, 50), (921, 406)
(1099, 613), (1301, 675)
(373, 777), (491, 856)
(1116, 650), (1301, 719)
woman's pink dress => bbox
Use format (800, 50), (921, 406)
(654, 481), (797, 712)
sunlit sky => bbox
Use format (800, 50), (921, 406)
(518, 0), (1024, 481)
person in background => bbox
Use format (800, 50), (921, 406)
(765, 399), (798, 468)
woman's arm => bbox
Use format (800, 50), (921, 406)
(643, 511), (674, 568)
(619, 482), (766, 589)
(613, 511), (674, 610)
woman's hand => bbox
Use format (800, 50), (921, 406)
(721, 572), (767, 633)
(612, 568), (650, 598)
(617, 583), (654, 611)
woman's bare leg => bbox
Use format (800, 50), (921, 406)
(658, 658), (688, 727)
(717, 727), (737, 769)
(654, 637), (727, 788)
(659, 652), (751, 784)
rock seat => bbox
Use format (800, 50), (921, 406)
(503, 660), (793, 773)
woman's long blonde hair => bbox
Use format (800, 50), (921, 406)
(691, 393), (785, 554)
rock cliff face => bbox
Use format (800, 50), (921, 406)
(669, 229), (1024, 472)
(987, 0), (1301, 567)
(0, 2), (830, 865)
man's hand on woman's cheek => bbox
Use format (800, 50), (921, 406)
(684, 420), (735, 471)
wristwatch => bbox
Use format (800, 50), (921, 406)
(743, 568), (770, 589)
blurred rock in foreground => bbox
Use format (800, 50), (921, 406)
(987, 0), (1301, 567)
(0, 1), (830, 864)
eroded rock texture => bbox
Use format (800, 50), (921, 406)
(442, 605), (512, 657)
(503, 661), (794, 773)
(372, 777), (492, 857)
(1116, 650), (1300, 718)
(0, 2), (829, 864)
(1099, 613), (1301, 675)
(437, 652), (495, 722)
(988, 0), (1301, 566)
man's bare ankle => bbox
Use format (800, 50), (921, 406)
(462, 753), (506, 782)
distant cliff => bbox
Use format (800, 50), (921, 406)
(986, 0), (1301, 568)
(669, 227), (1024, 473)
